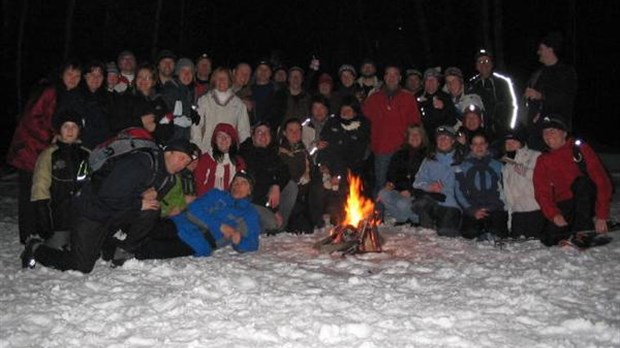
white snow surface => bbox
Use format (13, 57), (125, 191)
(1, 178), (619, 348)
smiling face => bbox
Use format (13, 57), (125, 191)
(85, 67), (104, 93)
(230, 176), (252, 199)
(59, 121), (80, 143)
(383, 67), (401, 91)
(136, 68), (156, 95)
(215, 131), (232, 153)
(252, 125), (271, 148)
(213, 70), (232, 92)
(470, 134), (488, 158)
(62, 67), (82, 90)
(436, 134), (455, 152)
(164, 151), (192, 174)
(283, 121), (302, 145)
(542, 127), (567, 150)
(445, 75), (462, 97)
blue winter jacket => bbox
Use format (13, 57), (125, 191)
(172, 189), (260, 257)
(413, 150), (461, 209)
(455, 154), (505, 216)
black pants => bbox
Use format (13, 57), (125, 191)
(34, 209), (160, 273)
(461, 210), (508, 239)
(511, 210), (546, 239)
(308, 175), (345, 228)
(541, 176), (596, 246)
(134, 219), (194, 260)
(17, 169), (36, 244)
(411, 196), (461, 237)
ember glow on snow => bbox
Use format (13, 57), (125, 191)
(1, 179), (619, 347)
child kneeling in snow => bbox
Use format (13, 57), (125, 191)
(134, 171), (260, 259)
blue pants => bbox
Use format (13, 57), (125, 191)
(378, 189), (419, 224)
(373, 153), (394, 197)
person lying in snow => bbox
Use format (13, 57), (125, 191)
(132, 170), (260, 260)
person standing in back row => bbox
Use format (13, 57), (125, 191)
(362, 65), (421, 196)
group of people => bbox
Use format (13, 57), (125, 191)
(9, 31), (614, 274)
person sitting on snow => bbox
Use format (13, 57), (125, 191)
(533, 117), (612, 246)
(411, 126), (463, 237)
(455, 131), (508, 240)
(133, 171), (260, 259)
(501, 128), (545, 239)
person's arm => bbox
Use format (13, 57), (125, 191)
(454, 169), (473, 215)
(235, 99), (251, 144)
(96, 153), (154, 214)
(31, 147), (54, 237)
(533, 156), (561, 221)
(581, 144), (613, 222)
(232, 204), (261, 253)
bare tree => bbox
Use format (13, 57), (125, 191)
(63, 0), (76, 60)
(16, 0), (29, 114)
(152, 0), (164, 59)
(493, 0), (504, 70)
(413, 0), (433, 66)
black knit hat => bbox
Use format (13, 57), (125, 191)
(541, 116), (568, 132)
(435, 125), (456, 138)
(156, 49), (177, 64)
(54, 110), (83, 131)
(164, 138), (201, 160)
(504, 128), (527, 144)
(540, 32), (564, 53)
(232, 170), (255, 192)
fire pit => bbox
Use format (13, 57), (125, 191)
(314, 173), (383, 254)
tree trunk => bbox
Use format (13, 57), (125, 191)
(152, 0), (164, 60)
(413, 0), (433, 66)
(16, 0), (29, 115)
(178, 0), (187, 53)
(566, 0), (577, 65)
(63, 0), (76, 60)
(481, 0), (491, 50)
(493, 0), (505, 70)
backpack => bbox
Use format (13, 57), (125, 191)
(88, 127), (160, 172)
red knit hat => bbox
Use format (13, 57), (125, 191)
(318, 73), (333, 86)
(211, 123), (239, 145)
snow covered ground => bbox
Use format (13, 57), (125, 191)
(1, 177), (619, 348)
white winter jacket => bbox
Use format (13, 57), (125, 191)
(502, 145), (541, 213)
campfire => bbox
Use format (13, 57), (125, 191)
(314, 173), (383, 254)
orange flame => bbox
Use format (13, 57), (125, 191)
(342, 173), (375, 227)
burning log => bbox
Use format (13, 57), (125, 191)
(314, 173), (383, 254)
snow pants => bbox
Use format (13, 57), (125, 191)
(541, 175), (596, 246)
(34, 209), (160, 273)
(460, 210), (508, 239)
(134, 218), (194, 260)
(510, 210), (546, 239)
(17, 169), (36, 244)
(411, 195), (461, 237)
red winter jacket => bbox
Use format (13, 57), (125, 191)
(362, 88), (421, 155)
(7, 87), (58, 172)
(533, 139), (612, 220)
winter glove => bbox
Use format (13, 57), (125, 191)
(190, 107), (201, 125)
(180, 169), (196, 196)
(159, 112), (174, 125)
(173, 115), (193, 128)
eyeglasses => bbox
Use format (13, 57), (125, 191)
(477, 59), (491, 65)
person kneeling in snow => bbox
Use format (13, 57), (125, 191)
(133, 170), (260, 259)
(533, 117), (612, 246)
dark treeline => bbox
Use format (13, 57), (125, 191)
(1, 0), (618, 162)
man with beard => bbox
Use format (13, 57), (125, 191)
(362, 65), (421, 195)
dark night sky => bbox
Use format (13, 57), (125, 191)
(1, 0), (618, 160)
